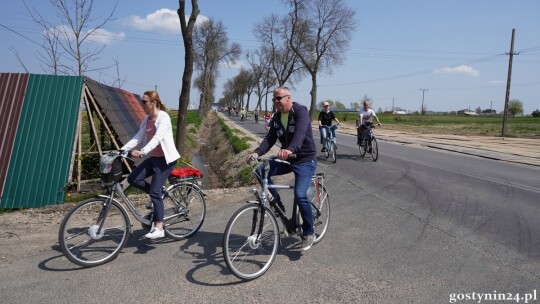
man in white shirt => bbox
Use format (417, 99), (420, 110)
(357, 101), (382, 146)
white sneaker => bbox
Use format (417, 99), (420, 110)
(301, 234), (315, 251)
(144, 228), (165, 239)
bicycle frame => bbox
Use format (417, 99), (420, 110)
(250, 158), (295, 237)
(250, 157), (324, 239)
(320, 125), (337, 150)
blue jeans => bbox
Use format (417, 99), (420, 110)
(127, 157), (177, 222)
(319, 125), (338, 145)
(256, 159), (317, 236)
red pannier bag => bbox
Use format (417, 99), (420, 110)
(170, 167), (202, 179)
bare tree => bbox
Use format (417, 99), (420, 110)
(287, 0), (357, 117)
(176, 0), (199, 155)
(253, 14), (305, 87)
(9, 47), (29, 73)
(111, 55), (126, 88)
(193, 18), (241, 117)
(25, 0), (118, 76)
(233, 69), (254, 111)
(246, 48), (276, 113)
(194, 73), (215, 108)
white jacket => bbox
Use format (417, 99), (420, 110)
(121, 111), (180, 164)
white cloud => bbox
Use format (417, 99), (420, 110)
(49, 25), (124, 44)
(125, 9), (209, 34)
(433, 65), (479, 77)
(87, 28), (125, 44)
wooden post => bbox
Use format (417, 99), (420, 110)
(83, 86), (103, 155)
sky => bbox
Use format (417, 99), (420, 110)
(1, 0), (539, 115)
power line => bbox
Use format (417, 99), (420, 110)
(0, 23), (41, 46)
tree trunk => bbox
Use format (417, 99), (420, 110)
(309, 72), (317, 118)
(176, 1), (199, 156)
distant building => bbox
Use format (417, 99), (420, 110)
(457, 109), (479, 116)
(383, 110), (408, 115)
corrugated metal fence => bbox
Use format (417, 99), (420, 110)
(0, 74), (83, 209)
(0, 73), (145, 209)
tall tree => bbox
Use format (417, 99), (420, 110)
(287, 0), (357, 117)
(176, 0), (199, 155)
(193, 18), (241, 117)
(246, 48), (276, 112)
(253, 14), (305, 87)
(25, 0), (118, 76)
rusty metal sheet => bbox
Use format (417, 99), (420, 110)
(0, 73), (29, 202)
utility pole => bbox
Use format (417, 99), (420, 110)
(502, 28), (518, 137)
(419, 88), (429, 115)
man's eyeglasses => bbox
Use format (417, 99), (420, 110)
(272, 95), (290, 103)
(323, 105), (329, 107)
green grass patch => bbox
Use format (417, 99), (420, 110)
(333, 113), (539, 138)
(236, 166), (254, 184)
(218, 117), (251, 152)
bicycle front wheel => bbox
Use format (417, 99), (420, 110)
(58, 198), (129, 267)
(163, 182), (206, 240)
(331, 142), (337, 163)
(359, 140), (367, 157)
(310, 186), (330, 244)
(371, 138), (379, 161)
(223, 204), (279, 280)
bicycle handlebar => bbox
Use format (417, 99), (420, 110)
(319, 124), (339, 130)
(250, 154), (297, 165)
(108, 150), (134, 161)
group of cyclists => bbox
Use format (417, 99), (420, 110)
(318, 100), (382, 152)
(242, 99), (382, 154)
(122, 87), (378, 248)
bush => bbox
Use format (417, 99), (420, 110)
(532, 109), (540, 117)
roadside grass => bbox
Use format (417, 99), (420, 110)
(217, 116), (253, 152)
(334, 113), (539, 138)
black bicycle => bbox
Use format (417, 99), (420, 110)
(222, 156), (330, 280)
(358, 122), (380, 161)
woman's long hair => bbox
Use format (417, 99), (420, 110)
(143, 90), (167, 111)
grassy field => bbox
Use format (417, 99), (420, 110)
(334, 112), (540, 138)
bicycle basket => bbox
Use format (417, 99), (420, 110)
(99, 154), (123, 188)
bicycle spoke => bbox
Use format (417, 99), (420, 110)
(223, 204), (279, 280)
(59, 199), (129, 267)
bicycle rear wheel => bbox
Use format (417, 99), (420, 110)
(58, 198), (129, 267)
(331, 142), (337, 163)
(371, 138), (379, 161)
(223, 204), (279, 280)
(309, 185), (330, 244)
(162, 182), (206, 240)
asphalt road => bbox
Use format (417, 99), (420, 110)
(2, 115), (539, 304)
